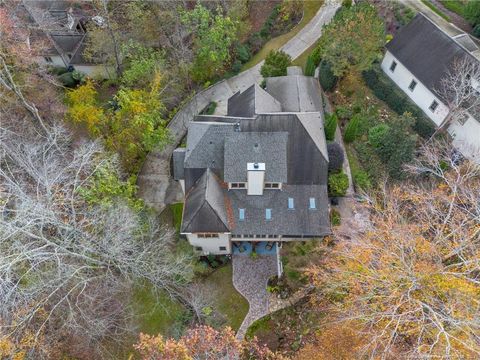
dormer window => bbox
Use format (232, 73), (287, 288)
(288, 198), (294, 209)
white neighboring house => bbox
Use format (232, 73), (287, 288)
(381, 13), (480, 162)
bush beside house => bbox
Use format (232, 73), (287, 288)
(260, 50), (292, 77)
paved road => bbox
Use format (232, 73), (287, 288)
(137, 0), (341, 211)
(232, 254), (278, 340)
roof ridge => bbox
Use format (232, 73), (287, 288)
(416, 12), (477, 61)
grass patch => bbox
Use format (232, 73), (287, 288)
(440, 0), (466, 16)
(200, 101), (217, 115)
(246, 315), (272, 339)
(421, 0), (451, 21)
(132, 283), (190, 337)
(291, 41), (317, 71)
(242, 1), (324, 70)
(170, 202), (183, 234)
(201, 264), (249, 331)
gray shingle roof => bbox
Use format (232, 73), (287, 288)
(173, 148), (186, 180)
(224, 132), (288, 183)
(265, 75), (323, 112)
(227, 84), (282, 117)
(227, 184), (330, 237)
(386, 13), (478, 101)
(181, 169), (229, 233)
(184, 122), (235, 170)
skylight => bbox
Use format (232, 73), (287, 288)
(266, 208), (272, 220)
(309, 198), (316, 209)
(239, 208), (245, 220)
(288, 198), (294, 209)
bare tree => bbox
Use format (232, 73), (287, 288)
(433, 56), (480, 137)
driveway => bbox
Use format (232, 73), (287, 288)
(137, 0), (341, 211)
(232, 254), (278, 340)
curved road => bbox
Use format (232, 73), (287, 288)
(137, 0), (341, 211)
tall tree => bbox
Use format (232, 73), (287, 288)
(316, 3), (385, 77)
(181, 5), (238, 83)
(308, 140), (480, 359)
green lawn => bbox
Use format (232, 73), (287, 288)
(170, 202), (183, 234)
(440, 0), (466, 16)
(132, 283), (190, 337)
(291, 41), (317, 71)
(241, 1), (324, 71)
(421, 0), (451, 21)
(202, 264), (249, 331)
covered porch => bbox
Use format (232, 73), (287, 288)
(232, 241), (278, 255)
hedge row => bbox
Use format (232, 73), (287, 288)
(362, 65), (435, 138)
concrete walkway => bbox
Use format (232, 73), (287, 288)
(137, 0), (341, 211)
(232, 255), (278, 340)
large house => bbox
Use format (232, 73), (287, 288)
(17, 1), (111, 78)
(381, 13), (480, 162)
(173, 70), (331, 255)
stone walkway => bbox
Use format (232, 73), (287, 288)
(232, 255), (278, 340)
(137, 0), (341, 211)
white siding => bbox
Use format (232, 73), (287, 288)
(73, 64), (113, 79)
(185, 233), (231, 255)
(37, 55), (65, 67)
(381, 51), (449, 127)
(447, 115), (480, 163)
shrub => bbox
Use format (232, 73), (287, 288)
(352, 169), (371, 191)
(260, 50), (292, 78)
(49, 66), (68, 76)
(368, 123), (390, 148)
(327, 142), (344, 172)
(304, 55), (316, 77)
(362, 66), (435, 138)
(328, 171), (349, 197)
(465, 1), (480, 26)
(236, 43), (251, 63)
(335, 105), (353, 120)
(58, 72), (78, 88)
(344, 114), (361, 143)
(324, 113), (338, 141)
(330, 209), (341, 226)
(319, 60), (338, 91)
(310, 46), (322, 66)
(342, 0), (352, 8)
(473, 24), (480, 38)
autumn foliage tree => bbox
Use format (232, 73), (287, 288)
(308, 140), (480, 359)
(134, 325), (283, 360)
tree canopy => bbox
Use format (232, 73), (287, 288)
(316, 3), (385, 77)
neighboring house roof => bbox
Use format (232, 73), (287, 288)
(227, 184), (330, 237)
(227, 84), (282, 117)
(224, 132), (288, 183)
(181, 169), (229, 233)
(386, 13), (478, 101)
(265, 75), (323, 112)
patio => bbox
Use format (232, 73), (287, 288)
(232, 241), (277, 255)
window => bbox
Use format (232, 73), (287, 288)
(195, 246), (203, 251)
(309, 198), (316, 209)
(230, 183), (246, 189)
(265, 183), (280, 189)
(44, 56), (53, 63)
(390, 61), (397, 72)
(219, 246), (227, 251)
(268, 235), (277, 238)
(265, 208), (272, 220)
(239, 208), (245, 221)
(408, 80), (417, 91)
(288, 198), (294, 209)
(429, 100), (439, 112)
(197, 233), (219, 238)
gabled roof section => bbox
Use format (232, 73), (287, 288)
(296, 113), (329, 162)
(224, 132), (288, 183)
(181, 169), (229, 233)
(265, 75), (323, 112)
(227, 84), (282, 117)
(184, 122), (235, 170)
(173, 148), (186, 180)
(386, 13), (478, 101)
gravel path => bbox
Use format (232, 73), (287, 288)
(137, 0), (341, 211)
(232, 254), (278, 340)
